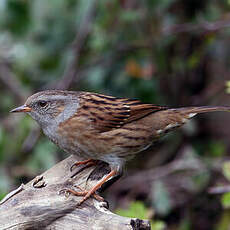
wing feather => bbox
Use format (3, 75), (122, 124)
(79, 93), (167, 132)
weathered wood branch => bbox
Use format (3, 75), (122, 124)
(0, 155), (150, 230)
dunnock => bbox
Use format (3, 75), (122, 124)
(11, 90), (230, 204)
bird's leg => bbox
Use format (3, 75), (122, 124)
(65, 169), (117, 205)
(70, 159), (98, 172)
(63, 187), (104, 202)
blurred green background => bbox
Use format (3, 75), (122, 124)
(1, 0), (230, 229)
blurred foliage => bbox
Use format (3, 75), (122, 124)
(116, 201), (166, 230)
(222, 161), (230, 182)
(0, 0), (230, 229)
(152, 180), (172, 216)
(226, 81), (230, 94)
(221, 192), (230, 209)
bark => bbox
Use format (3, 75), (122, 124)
(0, 155), (150, 230)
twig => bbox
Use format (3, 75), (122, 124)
(0, 184), (25, 205)
(162, 18), (230, 35)
(0, 61), (28, 102)
(54, 0), (98, 90)
(208, 185), (230, 194)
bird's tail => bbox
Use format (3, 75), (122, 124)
(171, 106), (230, 118)
(154, 106), (230, 135)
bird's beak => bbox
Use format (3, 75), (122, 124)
(10, 105), (32, 113)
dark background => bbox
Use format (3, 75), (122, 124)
(1, 0), (230, 229)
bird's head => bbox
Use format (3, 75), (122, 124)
(10, 90), (80, 128)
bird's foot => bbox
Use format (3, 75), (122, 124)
(70, 159), (98, 172)
(60, 169), (117, 205)
(70, 159), (99, 178)
(59, 186), (104, 205)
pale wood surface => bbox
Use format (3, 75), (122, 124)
(0, 155), (150, 230)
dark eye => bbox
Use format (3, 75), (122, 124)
(38, 100), (47, 108)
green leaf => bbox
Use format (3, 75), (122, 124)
(208, 141), (226, 157)
(151, 221), (166, 230)
(115, 201), (166, 230)
(223, 162), (230, 182)
(116, 201), (148, 219)
(221, 192), (230, 209)
(226, 81), (230, 94)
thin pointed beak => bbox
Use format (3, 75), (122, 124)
(10, 105), (32, 113)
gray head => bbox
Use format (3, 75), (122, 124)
(10, 90), (80, 129)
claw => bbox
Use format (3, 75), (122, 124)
(69, 170), (117, 205)
(59, 188), (86, 197)
(70, 159), (98, 172)
(64, 164), (117, 206)
(59, 186), (105, 204)
(59, 188), (71, 197)
(70, 163), (78, 172)
(74, 185), (84, 191)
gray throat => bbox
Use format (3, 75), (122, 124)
(42, 99), (79, 146)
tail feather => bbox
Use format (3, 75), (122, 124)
(153, 106), (230, 136)
(171, 106), (230, 116)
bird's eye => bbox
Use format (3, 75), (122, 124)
(38, 100), (47, 108)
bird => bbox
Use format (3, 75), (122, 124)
(10, 90), (230, 204)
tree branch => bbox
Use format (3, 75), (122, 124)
(0, 61), (28, 103)
(0, 155), (150, 230)
(162, 18), (230, 35)
(54, 0), (98, 90)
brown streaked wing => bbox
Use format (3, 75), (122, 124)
(79, 92), (168, 132)
(120, 98), (168, 123)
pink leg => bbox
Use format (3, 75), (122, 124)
(66, 169), (117, 205)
